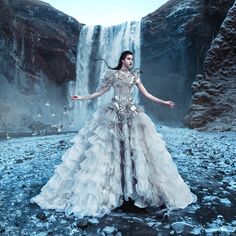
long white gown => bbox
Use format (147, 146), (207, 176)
(30, 69), (197, 217)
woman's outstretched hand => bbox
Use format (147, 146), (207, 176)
(164, 100), (175, 108)
(71, 95), (83, 100)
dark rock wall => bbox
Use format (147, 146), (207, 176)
(0, 0), (82, 133)
(140, 0), (234, 126)
(0, 0), (235, 133)
(184, 1), (236, 131)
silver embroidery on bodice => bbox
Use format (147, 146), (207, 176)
(102, 70), (140, 121)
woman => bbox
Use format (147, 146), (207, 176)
(30, 51), (197, 217)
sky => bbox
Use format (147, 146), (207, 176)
(42, 0), (168, 26)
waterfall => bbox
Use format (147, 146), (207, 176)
(72, 21), (141, 129)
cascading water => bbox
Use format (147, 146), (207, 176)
(72, 21), (141, 129)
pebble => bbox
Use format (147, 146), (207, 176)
(171, 222), (194, 234)
(48, 215), (57, 223)
(76, 219), (88, 229)
(147, 222), (156, 227)
(155, 209), (168, 219)
(190, 227), (203, 235)
(204, 225), (235, 235)
(15, 159), (23, 164)
(36, 212), (47, 221)
(219, 198), (231, 207)
(88, 218), (99, 224)
(1, 130), (235, 235)
(232, 220), (236, 226)
(103, 226), (116, 234)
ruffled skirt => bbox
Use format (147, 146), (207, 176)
(30, 103), (197, 217)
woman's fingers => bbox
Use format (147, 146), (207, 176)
(71, 95), (82, 100)
(167, 101), (175, 108)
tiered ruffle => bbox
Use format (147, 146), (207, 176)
(30, 103), (197, 217)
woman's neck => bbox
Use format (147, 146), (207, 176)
(120, 66), (129, 72)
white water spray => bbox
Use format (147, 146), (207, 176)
(73, 21), (141, 129)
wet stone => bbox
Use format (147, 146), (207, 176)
(15, 159), (23, 164)
(88, 218), (99, 224)
(36, 212), (47, 221)
(162, 212), (169, 222)
(76, 218), (88, 229)
(171, 221), (194, 234)
(14, 220), (20, 227)
(147, 222), (156, 227)
(232, 220), (236, 226)
(203, 195), (218, 202)
(219, 198), (231, 207)
(190, 227), (203, 235)
(224, 159), (230, 165)
(220, 225), (236, 234)
(1, 129), (235, 235)
(48, 215), (57, 223)
(204, 226), (235, 235)
(47, 231), (54, 235)
(155, 209), (168, 219)
(59, 140), (66, 145)
(184, 148), (194, 155)
(103, 226), (116, 234)
(58, 140), (68, 148)
(24, 156), (33, 160)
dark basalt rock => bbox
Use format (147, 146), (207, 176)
(36, 211), (47, 221)
(0, 0), (81, 86)
(140, 0), (234, 125)
(0, 0), (83, 134)
(185, 1), (236, 131)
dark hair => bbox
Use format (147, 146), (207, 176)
(111, 50), (133, 70)
(95, 50), (133, 70)
(95, 50), (142, 73)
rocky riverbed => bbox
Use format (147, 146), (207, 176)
(0, 126), (235, 235)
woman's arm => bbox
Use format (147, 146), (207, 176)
(136, 78), (175, 108)
(71, 85), (110, 101)
(72, 70), (114, 101)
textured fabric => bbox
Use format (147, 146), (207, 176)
(30, 69), (197, 217)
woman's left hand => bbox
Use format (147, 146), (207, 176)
(71, 95), (83, 100)
(164, 101), (175, 108)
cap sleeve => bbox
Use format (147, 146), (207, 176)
(132, 71), (141, 85)
(98, 69), (114, 90)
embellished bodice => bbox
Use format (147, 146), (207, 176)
(99, 69), (141, 121)
(101, 70), (137, 99)
(112, 70), (136, 102)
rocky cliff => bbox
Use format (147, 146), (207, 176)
(184, 1), (236, 131)
(0, 0), (82, 135)
(140, 0), (234, 126)
(1, 0), (235, 134)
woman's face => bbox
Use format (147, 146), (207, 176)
(122, 54), (133, 69)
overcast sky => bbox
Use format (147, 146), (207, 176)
(42, 0), (168, 25)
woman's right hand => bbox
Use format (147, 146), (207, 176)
(71, 95), (83, 100)
(163, 100), (175, 108)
